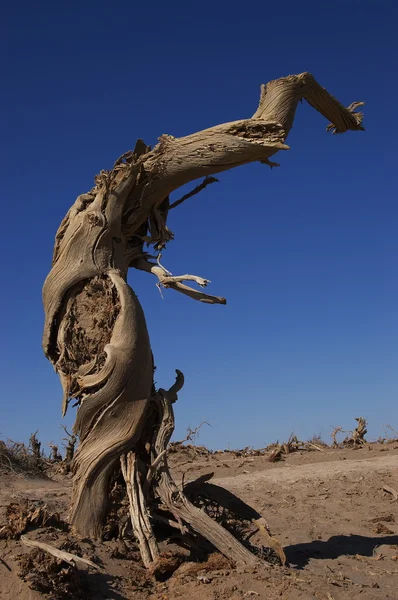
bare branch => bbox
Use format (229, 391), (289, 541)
(305, 441), (325, 452)
(254, 72), (364, 136)
(160, 274), (210, 287)
(133, 256), (226, 305)
(385, 424), (398, 442)
(60, 424), (74, 439)
(331, 426), (345, 448)
(164, 281), (226, 304)
(169, 176), (218, 210)
(179, 421), (210, 445)
(134, 72), (364, 215)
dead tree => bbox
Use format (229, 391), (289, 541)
(344, 417), (368, 447)
(49, 444), (62, 463)
(29, 431), (42, 467)
(42, 73), (364, 567)
(58, 425), (77, 473)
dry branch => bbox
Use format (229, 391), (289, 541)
(331, 426), (345, 448)
(306, 441), (325, 452)
(383, 485), (398, 502)
(169, 176), (218, 210)
(21, 535), (99, 570)
(133, 256), (226, 304)
(384, 425), (398, 442)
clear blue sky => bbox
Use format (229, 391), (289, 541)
(1, 1), (397, 451)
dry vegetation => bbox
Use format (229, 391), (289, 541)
(0, 435), (45, 476)
(0, 428), (76, 478)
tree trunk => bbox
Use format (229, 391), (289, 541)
(42, 72), (364, 563)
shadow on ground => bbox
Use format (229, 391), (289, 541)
(285, 534), (398, 568)
(85, 571), (129, 600)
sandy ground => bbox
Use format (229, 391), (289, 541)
(1, 442), (398, 599)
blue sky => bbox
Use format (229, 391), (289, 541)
(1, 1), (397, 451)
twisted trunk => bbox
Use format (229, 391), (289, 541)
(42, 72), (364, 562)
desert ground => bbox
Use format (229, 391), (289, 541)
(1, 440), (398, 600)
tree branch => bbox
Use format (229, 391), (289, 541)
(129, 72), (364, 221)
(133, 256), (227, 305)
(169, 176), (218, 210)
(253, 72), (364, 136)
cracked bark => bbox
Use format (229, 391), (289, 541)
(42, 72), (364, 564)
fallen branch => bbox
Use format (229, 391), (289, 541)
(20, 535), (99, 570)
(383, 485), (398, 502)
(305, 441), (326, 453)
(0, 556), (11, 572)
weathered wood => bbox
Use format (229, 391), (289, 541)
(21, 535), (99, 570)
(383, 485), (398, 501)
(120, 452), (159, 568)
(184, 479), (287, 565)
(133, 257), (227, 304)
(150, 389), (261, 567)
(42, 72), (364, 558)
